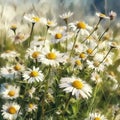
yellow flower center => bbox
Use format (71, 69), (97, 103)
(14, 64), (21, 71)
(79, 53), (86, 58)
(29, 103), (34, 108)
(72, 80), (83, 89)
(75, 60), (81, 66)
(32, 51), (40, 59)
(47, 21), (53, 25)
(8, 106), (17, 114)
(94, 117), (101, 120)
(5, 50), (11, 53)
(111, 42), (117, 48)
(10, 24), (17, 30)
(55, 33), (63, 39)
(109, 71), (115, 76)
(95, 75), (99, 80)
(32, 17), (40, 22)
(87, 49), (93, 54)
(104, 34), (110, 40)
(93, 61), (100, 67)
(19, 34), (25, 40)
(8, 90), (15, 97)
(99, 13), (106, 18)
(46, 52), (57, 60)
(77, 21), (86, 29)
(30, 71), (39, 77)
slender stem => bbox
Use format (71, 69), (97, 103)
(81, 18), (101, 43)
(65, 18), (68, 52)
(92, 26), (110, 53)
(69, 30), (79, 58)
(41, 66), (51, 120)
(99, 47), (113, 65)
(65, 92), (72, 110)
(87, 84), (100, 115)
(28, 23), (35, 47)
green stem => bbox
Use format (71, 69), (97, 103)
(41, 66), (51, 120)
(28, 23), (35, 47)
(87, 84), (100, 115)
(99, 47), (113, 65)
(69, 30), (79, 58)
(81, 18), (101, 43)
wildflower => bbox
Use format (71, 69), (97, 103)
(1, 102), (20, 120)
(1, 85), (20, 99)
(51, 31), (67, 44)
(23, 66), (44, 83)
(45, 19), (57, 28)
(30, 35), (50, 48)
(91, 72), (102, 84)
(13, 63), (25, 72)
(60, 11), (73, 24)
(10, 32), (29, 44)
(69, 21), (92, 36)
(70, 57), (83, 70)
(96, 12), (110, 19)
(85, 112), (108, 120)
(28, 87), (36, 98)
(109, 42), (120, 49)
(27, 103), (37, 112)
(59, 77), (92, 99)
(87, 60), (105, 72)
(24, 14), (41, 23)
(39, 48), (66, 67)
(109, 11), (117, 20)
(0, 50), (20, 61)
(26, 46), (42, 61)
(10, 24), (17, 33)
(0, 66), (16, 79)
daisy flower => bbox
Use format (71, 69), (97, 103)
(51, 31), (67, 44)
(1, 85), (20, 99)
(0, 66), (16, 79)
(69, 57), (83, 70)
(26, 103), (37, 112)
(0, 50), (20, 61)
(109, 10), (117, 20)
(28, 87), (36, 98)
(1, 102), (20, 120)
(59, 77), (92, 99)
(23, 66), (44, 83)
(69, 21), (92, 36)
(13, 63), (25, 73)
(60, 11), (73, 23)
(109, 42), (120, 49)
(96, 12), (110, 19)
(107, 71), (116, 81)
(49, 26), (67, 44)
(24, 14), (43, 23)
(26, 46), (42, 61)
(44, 19), (57, 28)
(85, 112), (108, 120)
(39, 48), (66, 67)
(10, 32), (29, 44)
(87, 60), (105, 72)
(91, 72), (102, 84)
(10, 24), (17, 33)
(30, 35), (50, 48)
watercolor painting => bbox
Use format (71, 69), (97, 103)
(0, 0), (120, 120)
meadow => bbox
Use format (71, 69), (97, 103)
(0, 1), (120, 120)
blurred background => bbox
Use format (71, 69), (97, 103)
(0, 0), (120, 17)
